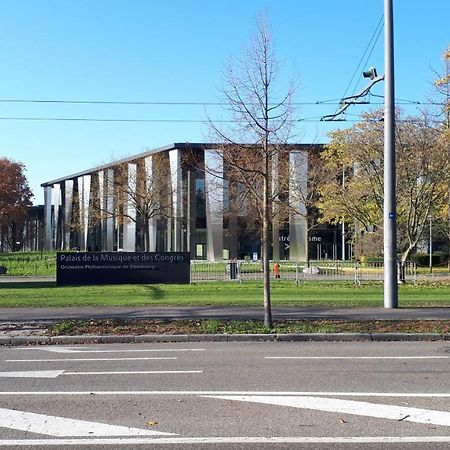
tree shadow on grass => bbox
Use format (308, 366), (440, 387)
(144, 285), (165, 300)
(0, 282), (56, 289)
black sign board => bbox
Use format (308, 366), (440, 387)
(56, 252), (190, 286)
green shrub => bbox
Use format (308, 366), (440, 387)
(411, 252), (448, 267)
(360, 256), (383, 263)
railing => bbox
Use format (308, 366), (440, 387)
(190, 260), (417, 284)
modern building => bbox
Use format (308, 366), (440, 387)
(41, 142), (345, 261)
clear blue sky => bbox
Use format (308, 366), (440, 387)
(0, 0), (448, 204)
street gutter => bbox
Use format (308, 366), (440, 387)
(1, 332), (449, 346)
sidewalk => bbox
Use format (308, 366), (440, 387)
(1, 305), (450, 323)
(1, 306), (449, 344)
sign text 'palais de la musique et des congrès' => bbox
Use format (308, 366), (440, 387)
(56, 252), (190, 285)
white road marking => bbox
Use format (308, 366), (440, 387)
(0, 370), (202, 378)
(63, 370), (203, 375)
(266, 356), (450, 360)
(6, 357), (177, 362)
(205, 395), (450, 427)
(0, 390), (449, 397)
(17, 347), (205, 354)
(0, 407), (175, 437)
(0, 370), (64, 378)
(1, 436), (450, 446)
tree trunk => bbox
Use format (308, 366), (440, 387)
(143, 217), (150, 252)
(263, 141), (273, 328)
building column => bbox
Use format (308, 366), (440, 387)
(62, 180), (73, 250)
(123, 163), (137, 251)
(204, 149), (224, 262)
(99, 169), (115, 251)
(43, 185), (53, 251)
(169, 149), (182, 252)
(102, 169), (115, 251)
(187, 169), (196, 258)
(144, 156), (157, 252)
(289, 150), (308, 261)
(78, 175), (91, 251)
(227, 180), (238, 259)
(272, 153), (280, 261)
(52, 184), (62, 250)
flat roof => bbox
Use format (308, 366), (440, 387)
(41, 142), (318, 187)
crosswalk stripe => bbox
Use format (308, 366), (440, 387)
(204, 395), (450, 427)
(0, 408), (175, 437)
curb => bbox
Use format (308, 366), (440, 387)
(1, 333), (449, 346)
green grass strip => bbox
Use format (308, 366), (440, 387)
(0, 281), (449, 308)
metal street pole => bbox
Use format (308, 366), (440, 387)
(384, 0), (398, 308)
(342, 165), (346, 261)
(429, 215), (433, 273)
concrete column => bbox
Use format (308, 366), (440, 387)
(123, 163), (137, 251)
(272, 152), (280, 261)
(204, 149), (224, 262)
(187, 169), (196, 258)
(98, 170), (105, 250)
(52, 184), (61, 250)
(103, 169), (114, 251)
(169, 149), (182, 252)
(63, 180), (73, 250)
(144, 156), (157, 252)
(78, 175), (91, 251)
(43, 185), (53, 251)
(289, 150), (308, 261)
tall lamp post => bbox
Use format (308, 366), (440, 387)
(383, 0), (398, 308)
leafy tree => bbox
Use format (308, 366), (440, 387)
(433, 45), (450, 128)
(209, 15), (296, 328)
(0, 158), (33, 251)
(318, 110), (450, 263)
(432, 46), (450, 251)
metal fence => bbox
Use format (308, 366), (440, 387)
(190, 260), (417, 284)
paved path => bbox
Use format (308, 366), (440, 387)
(1, 306), (449, 324)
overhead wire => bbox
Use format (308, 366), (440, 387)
(0, 97), (437, 107)
(0, 98), (358, 106)
(0, 115), (442, 124)
(340, 15), (384, 102)
(348, 17), (384, 97)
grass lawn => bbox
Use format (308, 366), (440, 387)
(46, 318), (450, 335)
(0, 281), (449, 308)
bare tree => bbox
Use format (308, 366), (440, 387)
(209, 16), (296, 328)
(91, 153), (174, 251)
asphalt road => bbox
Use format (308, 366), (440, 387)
(0, 341), (449, 449)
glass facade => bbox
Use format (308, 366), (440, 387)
(41, 143), (349, 261)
